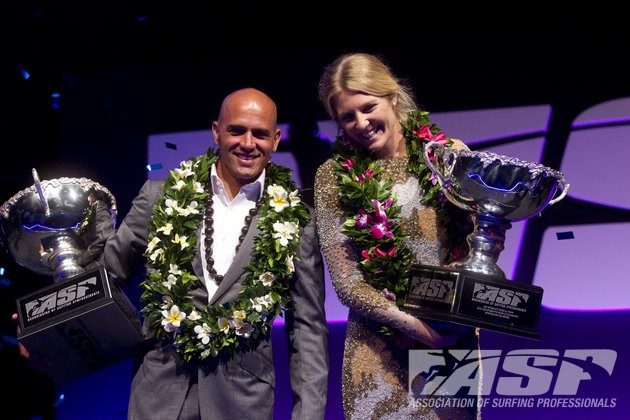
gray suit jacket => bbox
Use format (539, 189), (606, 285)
(101, 180), (328, 420)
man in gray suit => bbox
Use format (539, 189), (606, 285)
(94, 88), (328, 419)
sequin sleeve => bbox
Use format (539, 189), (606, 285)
(314, 159), (398, 320)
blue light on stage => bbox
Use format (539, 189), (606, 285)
(51, 92), (61, 109)
(146, 163), (163, 171)
(18, 65), (31, 80)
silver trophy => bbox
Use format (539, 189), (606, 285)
(403, 143), (569, 339)
(0, 169), (142, 383)
(0, 169), (117, 281)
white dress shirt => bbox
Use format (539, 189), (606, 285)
(200, 164), (265, 300)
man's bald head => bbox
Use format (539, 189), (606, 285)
(218, 88), (278, 128)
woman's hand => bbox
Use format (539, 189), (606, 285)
(391, 307), (460, 348)
(11, 313), (50, 371)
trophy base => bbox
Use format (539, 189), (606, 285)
(403, 265), (543, 339)
(15, 267), (143, 383)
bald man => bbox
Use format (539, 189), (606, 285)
(96, 88), (328, 419)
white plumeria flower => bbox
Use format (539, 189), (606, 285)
(162, 274), (177, 290)
(161, 305), (186, 332)
(286, 255), (295, 274)
(194, 323), (212, 344)
(288, 190), (301, 207)
(233, 310), (247, 322)
(257, 272), (275, 287)
(188, 310), (201, 321)
(193, 181), (204, 193)
(150, 248), (164, 262)
(172, 180), (187, 191)
(146, 237), (161, 253)
(218, 317), (231, 334)
(178, 201), (199, 216)
(164, 198), (179, 216)
(173, 167), (193, 179)
(264, 292), (275, 304)
(250, 297), (264, 313)
(157, 223), (174, 236)
(172, 234), (189, 250)
(273, 221), (299, 246)
(267, 184), (290, 213)
(250, 295), (273, 312)
(168, 264), (182, 276)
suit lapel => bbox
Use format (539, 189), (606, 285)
(209, 212), (260, 305)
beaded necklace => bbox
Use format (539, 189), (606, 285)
(203, 181), (264, 283)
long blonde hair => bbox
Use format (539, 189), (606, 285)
(318, 53), (416, 125)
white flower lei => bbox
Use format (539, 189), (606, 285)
(141, 151), (310, 361)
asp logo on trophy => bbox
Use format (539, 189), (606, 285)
(23, 276), (102, 323)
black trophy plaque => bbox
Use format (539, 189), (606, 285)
(16, 267), (143, 383)
(403, 265), (543, 339)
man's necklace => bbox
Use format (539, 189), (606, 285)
(203, 182), (263, 283)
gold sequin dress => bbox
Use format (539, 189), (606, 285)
(315, 156), (479, 420)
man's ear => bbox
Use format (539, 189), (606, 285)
(272, 128), (281, 152)
(211, 121), (220, 145)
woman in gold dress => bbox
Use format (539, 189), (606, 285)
(314, 53), (480, 419)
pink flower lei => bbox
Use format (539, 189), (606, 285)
(332, 110), (471, 332)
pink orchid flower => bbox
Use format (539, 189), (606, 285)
(341, 158), (354, 171)
(370, 222), (394, 239)
(413, 124), (447, 143)
(355, 209), (369, 228)
(369, 198), (393, 224)
(357, 168), (375, 184)
(374, 246), (396, 257)
(414, 124), (448, 162)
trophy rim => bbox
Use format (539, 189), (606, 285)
(446, 148), (566, 181)
(0, 176), (118, 220)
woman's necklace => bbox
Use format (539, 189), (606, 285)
(203, 181), (263, 283)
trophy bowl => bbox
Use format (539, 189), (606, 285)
(402, 143), (569, 339)
(0, 169), (117, 282)
(425, 143), (569, 278)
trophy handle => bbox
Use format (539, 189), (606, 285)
(423, 141), (449, 188)
(548, 177), (570, 206)
(423, 141), (475, 205)
(32, 168), (50, 217)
